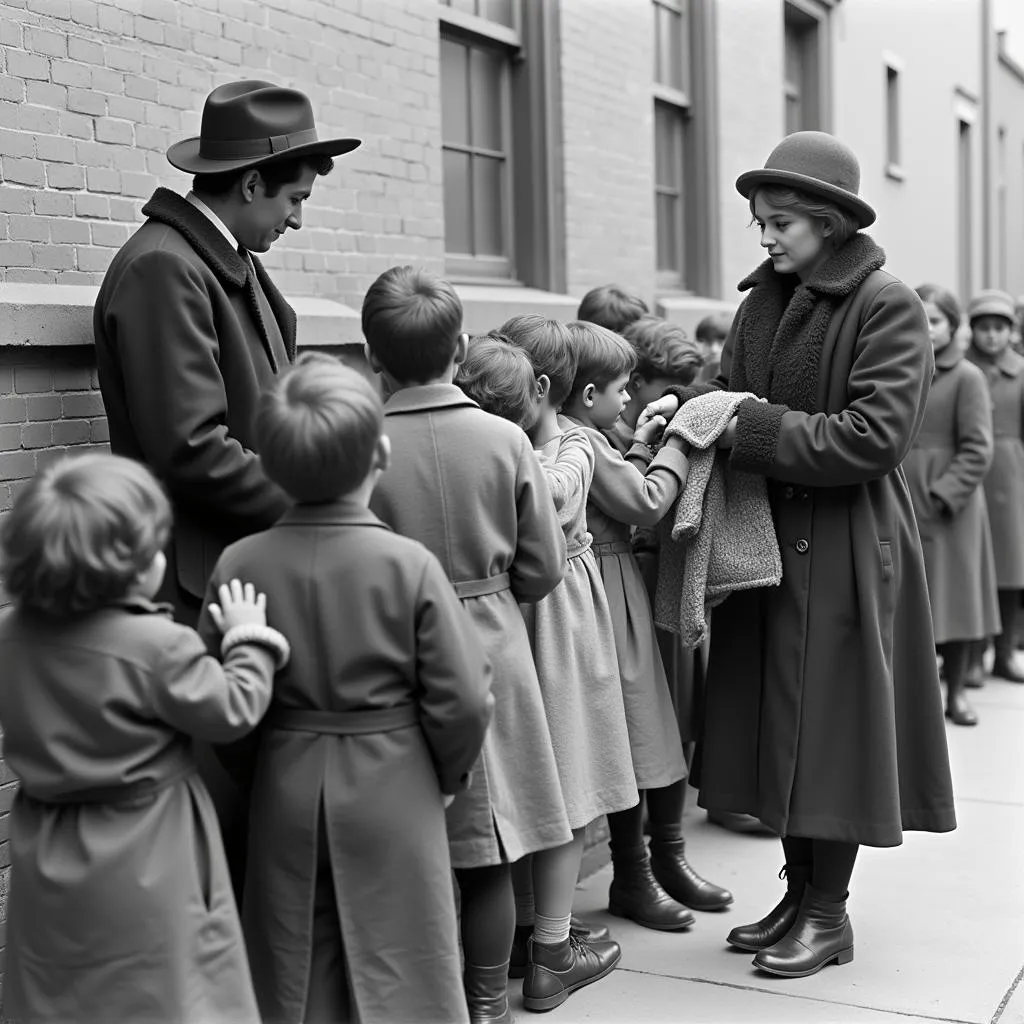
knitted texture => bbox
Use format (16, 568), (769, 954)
(221, 622), (291, 669)
(654, 390), (782, 646)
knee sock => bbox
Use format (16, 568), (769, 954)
(811, 839), (858, 900)
(781, 835), (813, 869)
(607, 798), (646, 857)
(510, 855), (535, 927)
(646, 778), (686, 841)
(455, 864), (516, 967)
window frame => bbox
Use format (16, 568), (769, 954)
(884, 52), (904, 180)
(782, 0), (833, 134)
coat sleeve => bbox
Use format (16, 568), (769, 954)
(929, 367), (994, 515)
(509, 436), (568, 603)
(729, 280), (934, 486)
(587, 426), (688, 528)
(148, 623), (275, 743)
(414, 554), (495, 795)
(542, 428), (594, 527)
(99, 248), (290, 533)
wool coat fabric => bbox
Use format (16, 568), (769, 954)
(667, 234), (956, 846)
(904, 345), (1000, 643)
(562, 416), (688, 791)
(0, 598), (279, 1024)
(370, 385), (572, 867)
(94, 188), (293, 609)
(197, 502), (493, 1024)
(655, 390), (782, 647)
(520, 428), (639, 830)
(965, 345), (1024, 588)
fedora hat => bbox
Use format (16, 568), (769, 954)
(736, 131), (875, 228)
(166, 80), (361, 174)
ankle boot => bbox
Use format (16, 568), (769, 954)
(570, 914), (611, 943)
(510, 918), (614, 979)
(992, 655), (1024, 682)
(752, 884), (854, 978)
(463, 961), (512, 1024)
(946, 685), (979, 726)
(522, 934), (621, 1012)
(649, 834), (734, 910)
(608, 845), (694, 931)
(727, 863), (810, 951)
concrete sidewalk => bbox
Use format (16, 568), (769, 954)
(510, 677), (1024, 1024)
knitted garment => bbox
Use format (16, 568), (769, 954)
(654, 390), (782, 647)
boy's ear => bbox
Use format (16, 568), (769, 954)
(375, 433), (392, 474)
(629, 371), (646, 392)
(453, 331), (470, 367)
(536, 374), (552, 400)
(582, 382), (596, 408)
(364, 342), (384, 375)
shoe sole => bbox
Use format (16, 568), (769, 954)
(753, 946), (854, 978)
(607, 904), (694, 931)
(726, 936), (768, 952)
(522, 949), (623, 1012)
(677, 896), (735, 912)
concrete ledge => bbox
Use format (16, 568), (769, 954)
(453, 283), (579, 333)
(0, 284), (363, 349)
(655, 293), (739, 337)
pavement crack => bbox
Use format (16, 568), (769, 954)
(990, 961), (1024, 1023)
(617, 966), (978, 1023)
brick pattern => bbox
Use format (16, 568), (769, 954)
(559, 0), (656, 305)
(0, 0), (445, 310)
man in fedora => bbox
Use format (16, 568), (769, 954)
(94, 80), (360, 893)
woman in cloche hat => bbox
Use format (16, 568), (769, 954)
(640, 131), (956, 978)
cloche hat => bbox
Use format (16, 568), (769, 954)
(166, 80), (361, 174)
(967, 289), (1016, 323)
(736, 131), (876, 228)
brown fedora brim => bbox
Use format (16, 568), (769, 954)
(166, 136), (361, 174)
(736, 168), (876, 228)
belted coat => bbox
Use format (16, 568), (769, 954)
(668, 234), (956, 846)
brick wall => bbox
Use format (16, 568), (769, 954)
(0, 0), (446, 308)
(559, 0), (656, 306)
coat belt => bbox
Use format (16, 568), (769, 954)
(452, 572), (511, 599)
(593, 541), (632, 556)
(265, 704), (420, 736)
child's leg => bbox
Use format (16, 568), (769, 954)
(646, 780), (733, 911)
(511, 855), (536, 929)
(606, 798), (694, 930)
(456, 864), (515, 1024)
(522, 830), (621, 1012)
(938, 640), (979, 726)
(993, 588), (1024, 680)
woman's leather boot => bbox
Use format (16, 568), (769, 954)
(726, 863), (809, 951)
(649, 833), (734, 910)
(752, 884), (854, 978)
(463, 961), (512, 1024)
(608, 844), (695, 931)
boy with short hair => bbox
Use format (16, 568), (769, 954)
(198, 352), (495, 1024)
(577, 283), (650, 334)
(364, 266), (571, 1024)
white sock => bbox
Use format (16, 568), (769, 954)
(515, 891), (536, 927)
(533, 912), (571, 946)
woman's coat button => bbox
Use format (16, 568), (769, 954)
(795, 538), (809, 554)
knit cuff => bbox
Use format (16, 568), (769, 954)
(627, 441), (654, 466)
(221, 623), (291, 669)
(729, 398), (786, 475)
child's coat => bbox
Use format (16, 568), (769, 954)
(199, 502), (493, 1024)
(371, 383), (572, 867)
(0, 597), (274, 1024)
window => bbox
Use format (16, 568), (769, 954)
(958, 118), (973, 303)
(783, 1), (828, 134)
(885, 61), (902, 177)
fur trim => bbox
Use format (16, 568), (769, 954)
(730, 397), (787, 475)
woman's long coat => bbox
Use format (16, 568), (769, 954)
(904, 345), (1000, 643)
(199, 503), (494, 1024)
(0, 598), (277, 1023)
(965, 345), (1024, 588)
(670, 234), (956, 847)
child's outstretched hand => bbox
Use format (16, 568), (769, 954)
(636, 394), (680, 434)
(207, 579), (268, 635)
(634, 414), (667, 447)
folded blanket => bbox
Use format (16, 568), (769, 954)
(654, 390), (782, 646)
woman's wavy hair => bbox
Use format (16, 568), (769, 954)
(456, 333), (539, 430)
(1, 453), (171, 618)
(749, 185), (861, 250)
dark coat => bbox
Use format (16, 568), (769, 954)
(94, 188), (293, 607)
(0, 598), (277, 1023)
(198, 503), (493, 1024)
(965, 345), (1024, 588)
(904, 345), (1000, 643)
(669, 234), (956, 847)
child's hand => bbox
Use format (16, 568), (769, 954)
(636, 395), (680, 434)
(634, 414), (667, 446)
(207, 579), (268, 635)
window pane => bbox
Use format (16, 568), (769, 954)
(470, 45), (504, 152)
(476, 0), (514, 27)
(654, 102), (681, 189)
(441, 38), (470, 146)
(784, 24), (803, 91)
(785, 93), (801, 136)
(654, 3), (683, 91)
(656, 192), (680, 273)
(444, 148), (472, 254)
(473, 154), (505, 256)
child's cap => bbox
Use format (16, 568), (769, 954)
(967, 289), (1016, 324)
